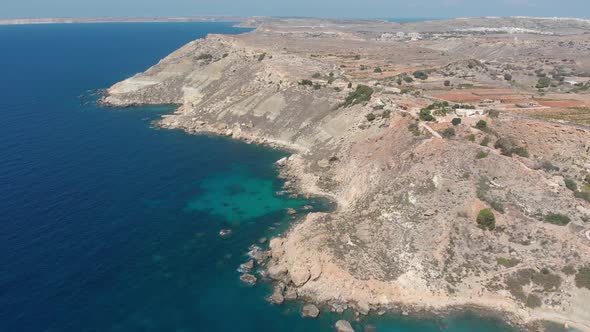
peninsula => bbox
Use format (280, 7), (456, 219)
(102, 17), (590, 331)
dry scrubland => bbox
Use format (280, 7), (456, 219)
(102, 17), (590, 331)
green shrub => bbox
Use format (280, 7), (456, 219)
(413, 70), (429, 80)
(575, 266), (590, 289)
(495, 137), (528, 157)
(575, 190), (590, 202)
(468, 134), (476, 142)
(451, 118), (461, 126)
(341, 85), (374, 107)
(441, 127), (456, 138)
(544, 213), (571, 226)
(300, 79), (313, 86)
(347, 82), (353, 89)
(497, 257), (520, 268)
(475, 120), (488, 130)
(444, 80), (451, 87)
(487, 109), (500, 118)
(504, 73), (513, 81)
(312, 72), (322, 78)
(536, 77), (551, 89)
(403, 76), (414, 83)
(419, 109), (435, 121)
(477, 208), (495, 230)
(490, 200), (505, 213)
(366, 113), (376, 121)
(257, 53), (266, 61)
(408, 123), (421, 136)
(374, 67), (383, 73)
(197, 53), (213, 61)
(541, 161), (559, 172)
(382, 110), (391, 118)
(525, 294), (542, 308)
(480, 136), (491, 146)
(564, 177), (578, 192)
(476, 151), (488, 159)
(562, 265), (576, 276)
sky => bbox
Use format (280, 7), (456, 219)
(2, 0), (589, 20)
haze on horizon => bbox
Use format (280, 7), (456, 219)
(2, 0), (589, 20)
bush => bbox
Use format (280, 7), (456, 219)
(480, 136), (491, 146)
(451, 118), (461, 126)
(374, 67), (383, 73)
(403, 76), (414, 83)
(444, 80), (451, 87)
(419, 109), (435, 121)
(467, 134), (476, 142)
(413, 70), (429, 80)
(536, 77), (551, 89)
(504, 73), (513, 81)
(408, 123), (421, 136)
(562, 265), (576, 275)
(497, 257), (520, 268)
(347, 82), (353, 89)
(300, 79), (313, 86)
(476, 151), (488, 159)
(475, 120), (488, 130)
(257, 53), (266, 61)
(490, 200), (505, 213)
(196, 53), (213, 61)
(525, 294), (542, 308)
(441, 127), (456, 138)
(575, 266), (590, 290)
(544, 213), (571, 225)
(477, 208), (495, 230)
(541, 161), (559, 172)
(366, 113), (376, 121)
(486, 109), (500, 118)
(564, 177), (578, 192)
(312, 72), (322, 78)
(341, 85), (374, 107)
(495, 137), (528, 157)
(382, 110), (391, 118)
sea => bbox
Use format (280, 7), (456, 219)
(0, 22), (521, 332)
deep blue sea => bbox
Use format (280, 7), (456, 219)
(0, 22), (519, 332)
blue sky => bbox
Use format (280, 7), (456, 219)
(2, 0), (589, 19)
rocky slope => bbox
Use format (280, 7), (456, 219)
(102, 18), (590, 331)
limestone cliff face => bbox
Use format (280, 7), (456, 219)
(103, 21), (590, 331)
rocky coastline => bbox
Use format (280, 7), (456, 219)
(101, 17), (590, 331)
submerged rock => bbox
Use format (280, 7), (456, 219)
(240, 274), (257, 285)
(301, 304), (320, 318)
(335, 320), (355, 332)
(218, 229), (232, 238)
(239, 260), (255, 273)
(269, 289), (284, 305)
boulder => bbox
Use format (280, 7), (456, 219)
(269, 289), (284, 305)
(219, 229), (232, 237)
(335, 320), (355, 332)
(301, 304), (320, 318)
(286, 208), (297, 215)
(290, 265), (311, 286)
(284, 287), (298, 300)
(239, 274), (257, 285)
(267, 264), (288, 280)
(269, 237), (286, 258)
(239, 260), (255, 273)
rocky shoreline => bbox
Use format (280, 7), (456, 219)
(100, 17), (590, 331)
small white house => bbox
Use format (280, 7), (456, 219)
(455, 108), (484, 117)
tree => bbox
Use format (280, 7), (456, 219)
(451, 118), (461, 126)
(419, 109), (435, 121)
(341, 85), (374, 107)
(413, 70), (429, 80)
(536, 77), (551, 89)
(441, 127), (455, 138)
(374, 67), (383, 73)
(477, 209), (496, 230)
(475, 120), (487, 130)
(504, 73), (512, 81)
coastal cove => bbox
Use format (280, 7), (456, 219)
(1, 22), (525, 331)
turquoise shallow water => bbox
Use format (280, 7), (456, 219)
(0, 22), (520, 331)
